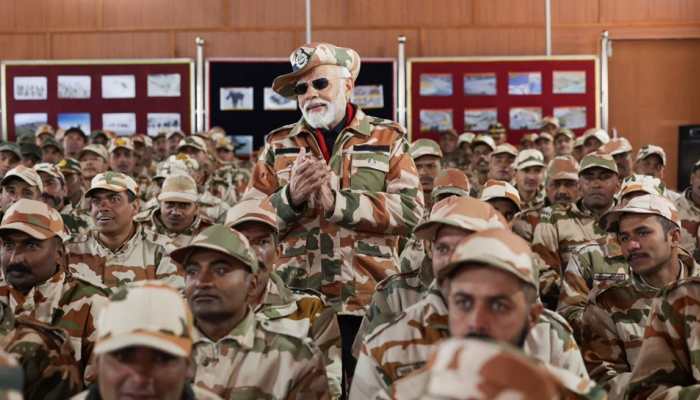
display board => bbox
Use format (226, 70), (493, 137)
(408, 55), (599, 143)
(1, 59), (195, 141)
(206, 58), (396, 150)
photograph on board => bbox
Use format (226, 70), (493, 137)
(232, 135), (254, 157)
(14, 76), (48, 100)
(554, 106), (587, 129)
(147, 73), (181, 97)
(351, 85), (384, 109)
(553, 71), (586, 94)
(58, 113), (91, 133)
(420, 109), (453, 131)
(147, 113), (181, 135)
(220, 87), (254, 111)
(419, 73), (453, 96)
(263, 87), (297, 110)
(103, 113), (136, 136)
(463, 73), (497, 96)
(464, 108), (498, 131)
(102, 75), (136, 99)
(58, 75), (91, 99)
(14, 113), (48, 137)
(509, 107), (543, 130)
(508, 72), (542, 95)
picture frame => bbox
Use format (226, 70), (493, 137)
(58, 75), (91, 99)
(220, 87), (254, 111)
(57, 112), (91, 133)
(509, 107), (543, 130)
(420, 109), (453, 131)
(419, 73), (453, 96)
(263, 87), (297, 111)
(464, 108), (498, 131)
(147, 73), (181, 97)
(102, 75), (136, 99)
(14, 76), (47, 100)
(508, 72), (542, 95)
(463, 73), (497, 96)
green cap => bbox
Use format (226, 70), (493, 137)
(170, 224), (259, 273)
(579, 152), (618, 175)
(40, 137), (64, 152)
(57, 158), (81, 175)
(409, 139), (443, 160)
(19, 142), (41, 160)
(0, 143), (21, 160)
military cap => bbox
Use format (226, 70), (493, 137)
(471, 134), (495, 151)
(0, 198), (66, 240)
(168, 154), (200, 172)
(579, 152), (618, 175)
(554, 128), (575, 140)
(582, 128), (610, 145)
(132, 134), (152, 148)
(64, 127), (87, 139)
(492, 143), (518, 157)
(546, 156), (579, 182)
(440, 228), (536, 288)
(215, 136), (234, 151)
(90, 130), (109, 142)
(431, 168), (471, 202)
(618, 174), (666, 200)
(488, 122), (506, 134)
(19, 142), (41, 160)
(1, 165), (43, 191)
(177, 136), (208, 153)
(600, 137), (633, 156)
(515, 149), (545, 170)
(154, 159), (191, 181)
(153, 130), (168, 140)
(601, 194), (680, 232)
(78, 144), (109, 161)
(541, 116), (560, 129)
(34, 162), (65, 182)
(166, 130), (185, 141)
(108, 137), (134, 153)
(480, 180), (522, 211)
(56, 158), (81, 175)
(170, 224), (259, 273)
(86, 171), (139, 198)
(457, 132), (475, 146)
(157, 174), (198, 204)
(536, 132), (553, 142)
(224, 198), (279, 235)
(95, 281), (193, 357)
(0, 143), (21, 160)
(574, 136), (585, 148)
(17, 132), (36, 145)
(520, 132), (539, 145)
(273, 43), (361, 97)
(40, 137), (63, 152)
(636, 144), (666, 166)
(414, 196), (507, 241)
(409, 139), (443, 160)
(35, 124), (55, 137)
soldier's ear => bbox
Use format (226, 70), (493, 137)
(527, 303), (544, 329)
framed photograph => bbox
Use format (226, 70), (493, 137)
(263, 87), (297, 111)
(147, 73), (181, 97)
(509, 107), (543, 130)
(553, 71), (586, 94)
(14, 113), (47, 137)
(554, 106), (587, 129)
(14, 76), (47, 100)
(464, 108), (498, 131)
(58, 113), (91, 133)
(101, 75), (136, 99)
(220, 87), (254, 111)
(463, 73), (497, 96)
(419, 109), (453, 132)
(508, 72), (542, 95)
(58, 75), (91, 99)
(232, 135), (254, 157)
(351, 85), (384, 109)
(419, 73), (453, 96)
(102, 113), (136, 136)
(147, 113), (181, 135)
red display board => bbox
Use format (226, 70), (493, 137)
(1, 59), (194, 141)
(408, 56), (599, 144)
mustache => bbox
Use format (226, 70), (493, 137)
(304, 99), (329, 112)
(627, 252), (648, 263)
(6, 263), (31, 275)
(464, 332), (494, 341)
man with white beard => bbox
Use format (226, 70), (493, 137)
(244, 42), (424, 397)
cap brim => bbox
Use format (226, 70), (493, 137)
(1, 173), (38, 188)
(431, 187), (470, 201)
(414, 218), (472, 241)
(86, 185), (132, 198)
(579, 164), (617, 174)
(411, 150), (443, 160)
(601, 207), (678, 232)
(438, 256), (535, 289)
(0, 222), (66, 241)
(170, 242), (257, 272)
(517, 161), (545, 170)
(95, 331), (190, 358)
(272, 70), (306, 98)
(157, 192), (198, 203)
(225, 215), (278, 234)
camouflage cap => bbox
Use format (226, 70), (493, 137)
(153, 130), (168, 139)
(108, 137), (134, 153)
(536, 132), (553, 142)
(132, 134), (153, 148)
(582, 128), (610, 145)
(431, 168), (471, 202)
(554, 128), (575, 140)
(166, 130), (185, 141)
(515, 149), (545, 170)
(480, 180), (522, 211)
(35, 124), (55, 137)
(601, 194), (680, 232)
(177, 136), (208, 153)
(86, 171), (139, 198)
(574, 135), (585, 148)
(79, 144), (109, 161)
(471, 134), (495, 151)
(215, 136), (234, 151)
(170, 224), (259, 273)
(0, 199), (66, 241)
(19, 142), (41, 160)
(224, 198), (279, 235)
(273, 42), (361, 97)
(457, 132), (475, 146)
(1, 165), (43, 192)
(520, 133), (539, 144)
(491, 143), (518, 157)
(414, 196), (507, 241)
(64, 127), (87, 139)
(0, 143), (21, 160)
(546, 156), (579, 182)
(168, 154), (200, 172)
(618, 174), (667, 201)
(488, 122), (506, 135)
(56, 158), (81, 175)
(157, 174), (198, 203)
(95, 281), (193, 358)
(90, 130), (108, 142)
(154, 159), (191, 180)
(579, 151), (618, 175)
(541, 116), (560, 129)
(40, 137), (63, 152)
(33, 162), (65, 182)
(600, 137), (633, 156)
(409, 139), (443, 160)
(636, 144), (666, 166)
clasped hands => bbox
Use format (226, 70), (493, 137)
(288, 148), (335, 214)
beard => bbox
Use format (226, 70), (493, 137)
(302, 92), (347, 130)
(463, 316), (531, 349)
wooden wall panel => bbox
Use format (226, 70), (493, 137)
(45, 0), (100, 31)
(552, 27), (600, 54)
(102, 0), (227, 30)
(0, 34), (48, 59)
(174, 31), (302, 58)
(311, 29), (420, 57)
(420, 28), (545, 56)
(474, 0), (544, 26)
(552, 0), (599, 25)
(229, 0), (304, 29)
(51, 32), (172, 58)
(600, 0), (700, 23)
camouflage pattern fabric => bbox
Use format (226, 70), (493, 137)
(243, 107), (424, 315)
(197, 191), (229, 224)
(137, 206), (212, 254)
(206, 165), (250, 207)
(59, 203), (93, 238)
(675, 188), (700, 257)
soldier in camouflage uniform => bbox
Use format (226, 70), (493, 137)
(572, 135), (585, 162)
(480, 179), (522, 222)
(72, 281), (222, 400)
(0, 199), (109, 385)
(469, 135), (495, 197)
(225, 198), (343, 399)
(675, 160), (700, 260)
(535, 132), (555, 164)
(581, 128), (610, 156)
(0, 144), (22, 180)
(554, 128), (575, 157)
(520, 132), (538, 151)
(65, 172), (183, 290)
(107, 137), (137, 178)
(39, 138), (63, 165)
(438, 129), (462, 170)
(19, 142), (41, 169)
(171, 225), (330, 399)
(514, 149), (547, 210)
(487, 122), (507, 146)
(532, 152), (620, 308)
(579, 194), (699, 399)
(486, 143), (517, 183)
(33, 163), (92, 237)
(456, 132), (474, 175)
(56, 159), (86, 212)
(600, 137), (633, 179)
(0, 166), (43, 217)
(409, 139), (443, 211)
(541, 116), (560, 136)
(77, 144), (109, 194)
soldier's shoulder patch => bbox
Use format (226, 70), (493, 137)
(266, 123), (297, 141)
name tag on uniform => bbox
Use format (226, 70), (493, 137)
(593, 273), (627, 282)
(395, 362), (425, 378)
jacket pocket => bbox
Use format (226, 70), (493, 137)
(349, 147), (390, 191)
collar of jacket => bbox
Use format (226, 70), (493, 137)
(682, 187), (700, 212)
(289, 105), (372, 138)
(153, 207), (204, 237)
(2, 267), (66, 325)
(255, 271), (296, 316)
(91, 222), (144, 255)
(193, 307), (257, 351)
(632, 248), (699, 292)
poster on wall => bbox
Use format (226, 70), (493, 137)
(464, 108), (498, 131)
(147, 113), (181, 135)
(419, 73), (453, 96)
(232, 135), (253, 157)
(14, 113), (47, 137)
(220, 87), (254, 111)
(508, 72), (542, 95)
(57, 113), (91, 133)
(463, 73), (497, 95)
(420, 109), (453, 131)
(509, 107), (542, 130)
(14, 76), (47, 100)
(351, 85), (384, 109)
(554, 106), (587, 129)
(103, 113), (136, 136)
(263, 87), (297, 111)
(147, 73), (181, 97)
(102, 75), (136, 99)
(553, 71), (586, 94)
(58, 76), (91, 99)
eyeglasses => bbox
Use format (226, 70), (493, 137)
(293, 77), (330, 96)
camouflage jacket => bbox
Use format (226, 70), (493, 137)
(675, 188), (700, 257)
(243, 107), (424, 315)
(137, 206), (212, 254)
(66, 223), (184, 290)
(580, 256), (699, 399)
(192, 309), (330, 399)
(512, 203), (546, 243)
(532, 200), (611, 307)
(255, 272), (342, 400)
(71, 384), (223, 400)
(558, 234), (629, 339)
(198, 191), (229, 224)
(519, 186), (547, 211)
(0, 301), (82, 400)
(627, 276), (700, 399)
(60, 203), (94, 238)
(0, 269), (108, 384)
(207, 164), (251, 207)
(350, 284), (589, 399)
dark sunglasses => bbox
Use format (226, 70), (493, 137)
(293, 77), (330, 95)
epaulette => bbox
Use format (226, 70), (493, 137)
(370, 117), (406, 136)
(661, 275), (700, 296)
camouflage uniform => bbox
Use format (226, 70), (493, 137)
(675, 187), (700, 257)
(208, 163), (251, 207)
(467, 135), (495, 198)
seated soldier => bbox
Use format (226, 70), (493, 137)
(34, 163), (91, 237)
(0, 165), (43, 218)
(0, 144), (22, 179)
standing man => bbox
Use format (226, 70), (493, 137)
(409, 139), (443, 211)
(244, 42), (424, 389)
